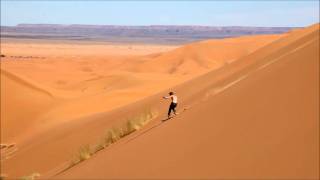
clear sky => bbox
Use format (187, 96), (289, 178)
(1, 0), (319, 27)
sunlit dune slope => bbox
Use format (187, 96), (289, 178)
(126, 34), (283, 74)
(58, 24), (319, 179)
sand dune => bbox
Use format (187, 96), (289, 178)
(57, 24), (319, 179)
(0, 69), (56, 142)
(0, 33), (282, 144)
(124, 34), (283, 74)
(0, 43), (181, 145)
(0, 25), (318, 178)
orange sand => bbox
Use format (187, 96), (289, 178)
(1, 25), (318, 179)
(58, 24), (319, 179)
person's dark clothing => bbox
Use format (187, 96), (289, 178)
(168, 102), (177, 116)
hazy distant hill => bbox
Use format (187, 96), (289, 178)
(0, 24), (296, 44)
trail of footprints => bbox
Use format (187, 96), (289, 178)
(0, 143), (18, 161)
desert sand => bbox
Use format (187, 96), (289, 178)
(0, 24), (318, 179)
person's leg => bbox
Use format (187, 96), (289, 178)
(168, 103), (173, 117)
(173, 103), (177, 115)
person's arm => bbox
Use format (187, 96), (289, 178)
(163, 95), (171, 99)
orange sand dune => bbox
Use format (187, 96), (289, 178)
(0, 69), (56, 142)
(0, 33), (282, 143)
(1, 26), (316, 178)
(57, 24), (319, 179)
(0, 43), (182, 145)
(125, 34), (283, 74)
(0, 44), (173, 91)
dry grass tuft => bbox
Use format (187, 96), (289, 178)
(19, 173), (40, 180)
(70, 109), (156, 167)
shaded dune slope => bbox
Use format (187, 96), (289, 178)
(58, 24), (319, 179)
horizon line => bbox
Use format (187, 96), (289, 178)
(2, 23), (316, 28)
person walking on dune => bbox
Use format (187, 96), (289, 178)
(163, 91), (178, 119)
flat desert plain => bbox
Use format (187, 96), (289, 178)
(0, 24), (319, 179)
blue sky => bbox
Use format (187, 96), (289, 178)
(1, 1), (319, 27)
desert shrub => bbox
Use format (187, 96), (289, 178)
(126, 119), (137, 133)
(72, 145), (91, 165)
(93, 142), (105, 153)
(79, 145), (91, 161)
(108, 128), (121, 143)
